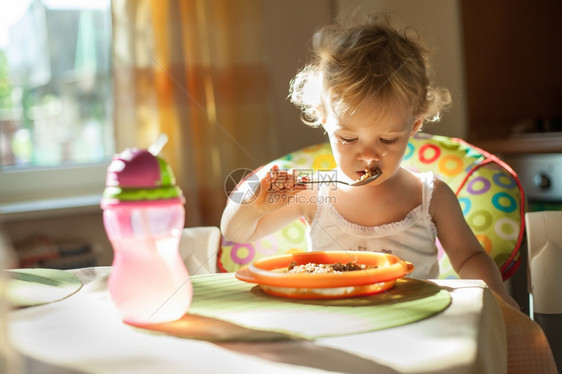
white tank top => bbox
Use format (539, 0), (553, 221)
(306, 171), (439, 279)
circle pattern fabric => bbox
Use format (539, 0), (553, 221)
(401, 133), (523, 279)
(219, 134), (524, 280)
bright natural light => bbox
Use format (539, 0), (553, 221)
(0, 0), (113, 169)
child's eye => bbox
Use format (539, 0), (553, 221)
(338, 136), (358, 145)
(380, 138), (398, 145)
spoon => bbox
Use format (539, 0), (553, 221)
(299, 169), (382, 187)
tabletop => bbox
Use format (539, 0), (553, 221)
(6, 267), (507, 374)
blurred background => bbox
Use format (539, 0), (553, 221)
(0, 0), (560, 268)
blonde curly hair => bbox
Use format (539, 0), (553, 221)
(289, 14), (451, 128)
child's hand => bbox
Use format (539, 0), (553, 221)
(256, 165), (307, 212)
(221, 165), (311, 243)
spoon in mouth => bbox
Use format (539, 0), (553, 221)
(350, 168), (383, 186)
(298, 169), (382, 187)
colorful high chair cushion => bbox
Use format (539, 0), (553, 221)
(219, 133), (526, 280)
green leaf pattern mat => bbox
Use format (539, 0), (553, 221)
(6, 268), (83, 308)
(144, 273), (451, 340)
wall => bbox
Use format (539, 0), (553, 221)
(262, 0), (335, 157)
(461, 0), (562, 140)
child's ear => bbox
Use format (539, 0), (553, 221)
(410, 118), (424, 136)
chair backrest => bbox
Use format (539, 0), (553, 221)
(219, 133), (526, 280)
(526, 211), (562, 314)
(525, 210), (562, 371)
(179, 226), (221, 275)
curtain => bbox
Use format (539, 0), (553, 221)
(111, 0), (278, 227)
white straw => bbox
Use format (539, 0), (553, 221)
(148, 134), (169, 155)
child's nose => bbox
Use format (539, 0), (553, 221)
(359, 146), (380, 163)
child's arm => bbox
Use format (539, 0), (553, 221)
(220, 166), (309, 243)
(431, 178), (520, 309)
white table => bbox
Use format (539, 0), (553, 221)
(7, 267), (507, 374)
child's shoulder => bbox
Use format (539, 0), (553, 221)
(428, 176), (459, 215)
(400, 168), (433, 187)
(404, 169), (449, 193)
(431, 175), (454, 194)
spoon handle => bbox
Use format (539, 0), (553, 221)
(299, 180), (351, 186)
(298, 170), (382, 187)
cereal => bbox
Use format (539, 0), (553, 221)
(287, 261), (368, 274)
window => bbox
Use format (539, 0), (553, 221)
(0, 0), (113, 218)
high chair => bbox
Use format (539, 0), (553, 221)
(218, 132), (526, 282)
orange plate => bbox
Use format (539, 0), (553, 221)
(234, 251), (414, 299)
(236, 266), (396, 299)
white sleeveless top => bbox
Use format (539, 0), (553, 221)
(306, 171), (439, 279)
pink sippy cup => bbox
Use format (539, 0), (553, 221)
(101, 147), (192, 324)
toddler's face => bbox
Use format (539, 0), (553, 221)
(324, 102), (422, 185)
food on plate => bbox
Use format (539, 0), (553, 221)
(286, 261), (368, 274)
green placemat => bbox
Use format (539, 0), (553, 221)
(139, 273), (451, 341)
(6, 268), (83, 308)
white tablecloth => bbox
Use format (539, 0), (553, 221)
(7, 267), (507, 374)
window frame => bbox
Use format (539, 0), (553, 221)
(0, 162), (108, 220)
(0, 0), (113, 221)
